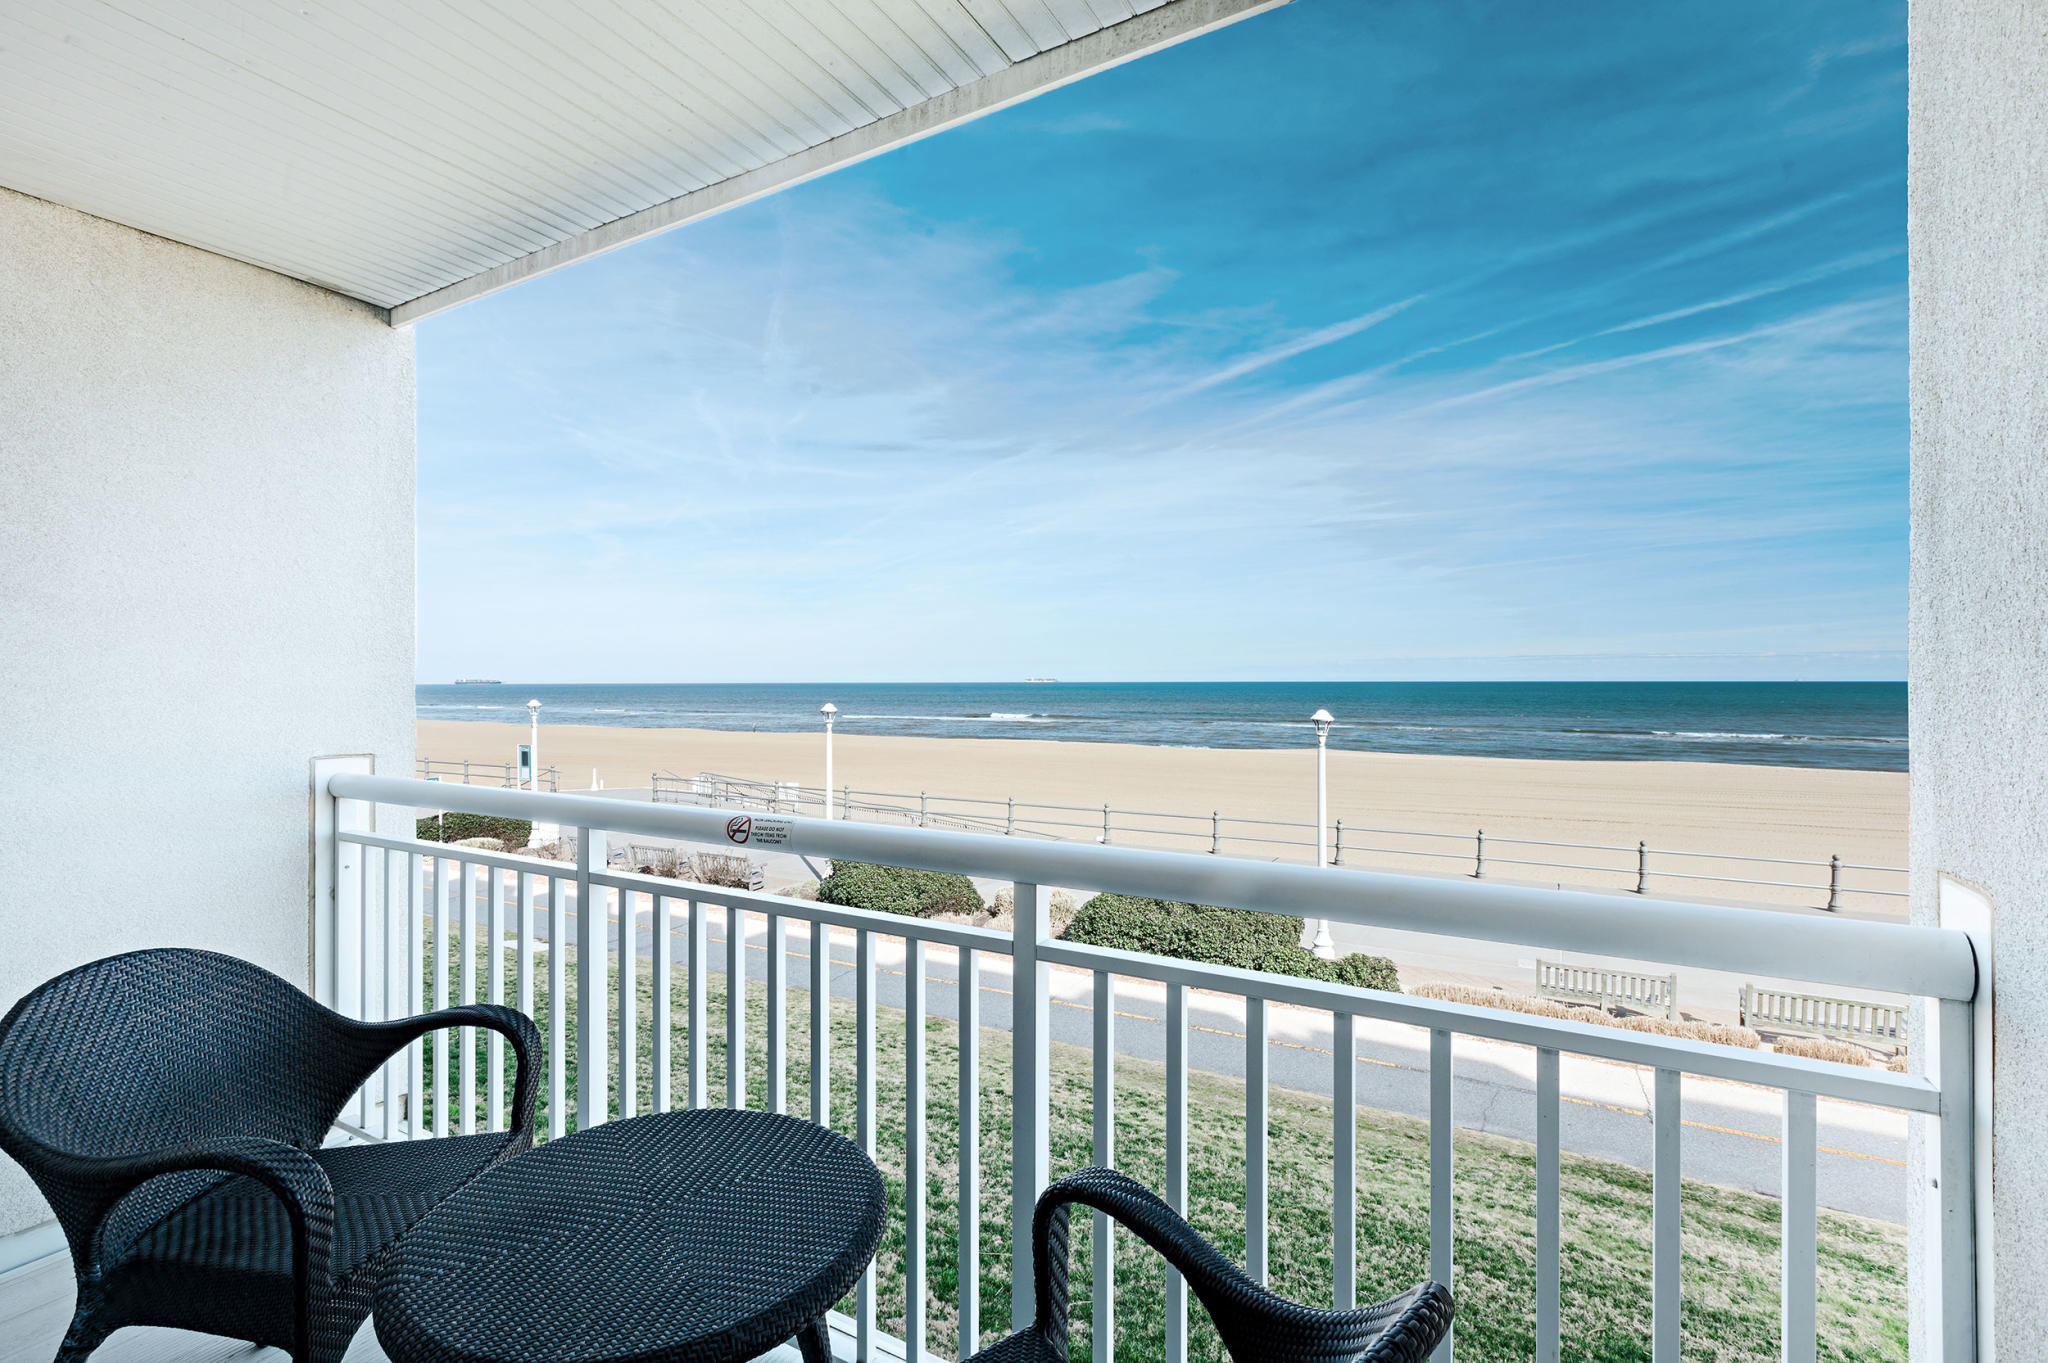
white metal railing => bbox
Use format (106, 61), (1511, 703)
(319, 773), (1979, 1363)
(1536, 960), (1679, 1020)
(418, 756), (561, 791)
(650, 770), (1908, 911)
(1742, 985), (1910, 1050)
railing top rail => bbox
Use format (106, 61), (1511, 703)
(329, 773), (1973, 1002)
(1332, 824), (1474, 841)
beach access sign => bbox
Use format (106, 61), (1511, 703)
(725, 814), (793, 849)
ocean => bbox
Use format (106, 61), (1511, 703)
(417, 681), (1907, 772)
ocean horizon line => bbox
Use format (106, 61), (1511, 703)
(417, 680), (1906, 773)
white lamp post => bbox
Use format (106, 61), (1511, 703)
(526, 699), (542, 791)
(1311, 708), (1338, 959)
(821, 702), (838, 819)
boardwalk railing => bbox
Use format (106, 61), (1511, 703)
(1741, 985), (1910, 1051)
(650, 770), (1908, 913)
(318, 772), (1979, 1363)
(418, 757), (561, 791)
(1536, 961), (1679, 1020)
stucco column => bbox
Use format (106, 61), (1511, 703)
(0, 186), (415, 1247)
(1908, 2), (2048, 1357)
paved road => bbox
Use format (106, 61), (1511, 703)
(474, 884), (1906, 1223)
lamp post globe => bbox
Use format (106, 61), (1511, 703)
(1310, 708), (1337, 959)
(821, 703), (839, 819)
(526, 700), (542, 792)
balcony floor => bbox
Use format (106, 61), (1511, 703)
(0, 1250), (816, 1363)
(0, 1250), (390, 1363)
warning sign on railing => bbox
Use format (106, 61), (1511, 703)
(726, 814), (793, 849)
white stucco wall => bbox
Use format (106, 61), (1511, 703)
(0, 187), (415, 1239)
(1909, 1), (2048, 1356)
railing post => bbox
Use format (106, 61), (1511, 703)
(920, 791), (928, 828)
(958, 948), (982, 1355)
(1093, 971), (1118, 1345)
(1333, 819), (1344, 866)
(1007, 797), (1016, 836)
(462, 758), (470, 785)
(1781, 1090), (1817, 1363)
(1652, 1069), (1681, 1362)
(1473, 830), (1485, 879)
(1636, 841), (1649, 894)
(311, 756), (373, 1011)
(1011, 881), (1051, 1333)
(336, 803), (365, 1022)
(1211, 811), (1220, 855)
(1931, 995), (1978, 1361)
(1102, 803), (1111, 844)
(1826, 855), (1841, 912)
(1536, 1048), (1560, 1363)
(575, 825), (609, 1131)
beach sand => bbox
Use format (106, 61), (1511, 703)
(416, 720), (1907, 918)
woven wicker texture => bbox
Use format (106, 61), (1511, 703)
(0, 948), (540, 1363)
(965, 1168), (1454, 1363)
(373, 1109), (886, 1363)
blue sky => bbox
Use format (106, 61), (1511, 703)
(417, 0), (1907, 684)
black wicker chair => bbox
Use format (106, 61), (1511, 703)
(968, 1168), (1453, 1363)
(0, 947), (540, 1363)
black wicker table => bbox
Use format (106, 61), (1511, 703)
(373, 1109), (885, 1363)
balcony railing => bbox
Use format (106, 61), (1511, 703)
(316, 772), (1978, 1363)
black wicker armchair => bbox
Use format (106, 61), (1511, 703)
(969, 1168), (1453, 1363)
(0, 948), (541, 1363)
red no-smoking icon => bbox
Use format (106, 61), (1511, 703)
(726, 815), (752, 845)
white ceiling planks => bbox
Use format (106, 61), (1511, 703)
(0, 0), (1284, 320)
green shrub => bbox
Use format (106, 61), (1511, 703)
(416, 813), (532, 846)
(817, 861), (984, 918)
(1065, 893), (1400, 992)
(1316, 950), (1404, 993)
(1064, 894), (1296, 966)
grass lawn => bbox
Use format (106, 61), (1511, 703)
(423, 932), (1905, 1363)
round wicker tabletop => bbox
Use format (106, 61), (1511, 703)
(373, 1109), (885, 1363)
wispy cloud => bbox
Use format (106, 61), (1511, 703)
(417, 0), (1907, 682)
(1505, 246), (1903, 360)
(1166, 298), (1422, 398)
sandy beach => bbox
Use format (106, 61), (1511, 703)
(417, 720), (1907, 916)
